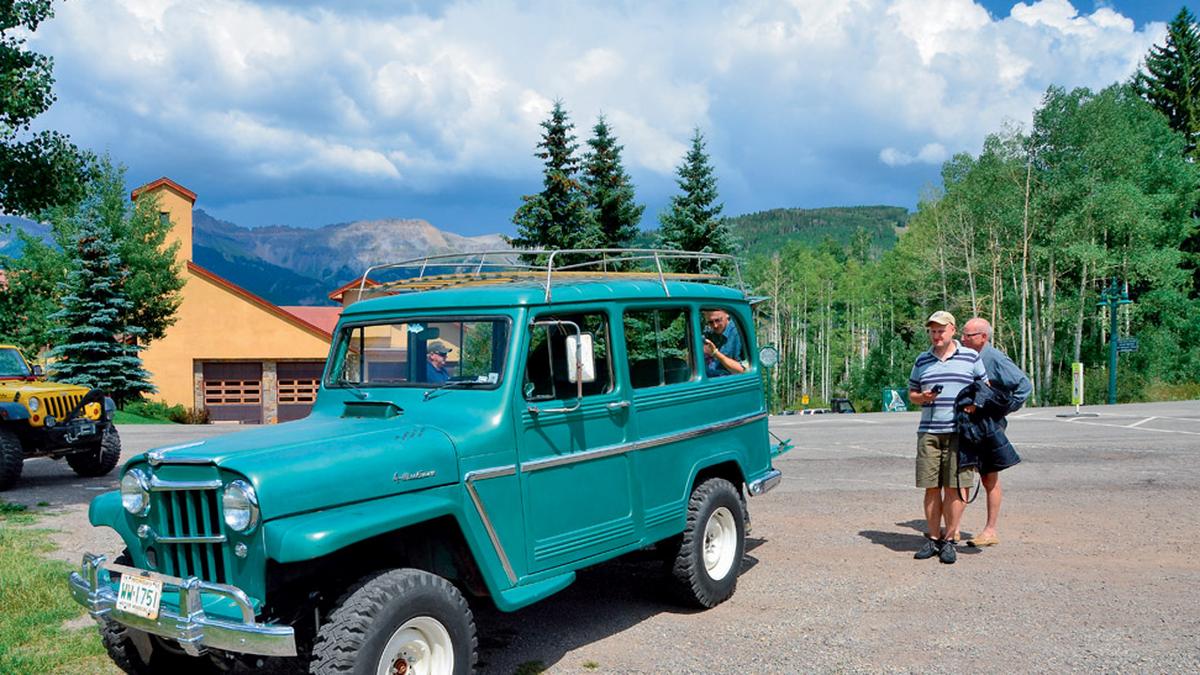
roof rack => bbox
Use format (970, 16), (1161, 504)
(355, 249), (746, 303)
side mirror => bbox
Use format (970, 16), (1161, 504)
(565, 333), (596, 384)
(31, 365), (44, 378)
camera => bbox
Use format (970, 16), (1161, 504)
(703, 330), (727, 349)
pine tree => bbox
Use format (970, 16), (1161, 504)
(582, 115), (644, 254)
(48, 195), (154, 404)
(509, 101), (601, 267)
(1133, 7), (1200, 157)
(657, 128), (734, 273)
(1132, 8), (1200, 297)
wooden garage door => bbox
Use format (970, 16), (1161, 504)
(202, 362), (263, 424)
(278, 361), (324, 422)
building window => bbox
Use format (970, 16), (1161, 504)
(204, 379), (262, 405)
(278, 378), (319, 404)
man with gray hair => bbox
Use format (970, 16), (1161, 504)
(961, 317), (1032, 546)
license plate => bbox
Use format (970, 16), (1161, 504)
(116, 573), (163, 620)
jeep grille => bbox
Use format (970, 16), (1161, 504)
(152, 488), (230, 584)
(43, 393), (84, 420)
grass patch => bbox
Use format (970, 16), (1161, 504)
(583, 660), (600, 670)
(112, 409), (171, 425)
(514, 661), (547, 675)
(0, 501), (117, 674)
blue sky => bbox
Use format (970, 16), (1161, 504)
(22, 0), (1196, 236)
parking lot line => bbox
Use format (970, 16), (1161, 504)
(1126, 417), (1156, 428)
(1057, 417), (1200, 436)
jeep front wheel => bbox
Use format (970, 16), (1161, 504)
(0, 428), (24, 491)
(670, 477), (746, 608)
(66, 427), (122, 477)
(310, 568), (477, 675)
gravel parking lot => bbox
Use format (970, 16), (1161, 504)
(7, 401), (1200, 673)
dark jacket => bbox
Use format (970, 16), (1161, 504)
(954, 382), (1021, 473)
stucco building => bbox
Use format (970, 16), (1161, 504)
(134, 178), (340, 423)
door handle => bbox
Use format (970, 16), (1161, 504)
(607, 401), (631, 410)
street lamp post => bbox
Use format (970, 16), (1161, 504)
(1097, 278), (1131, 405)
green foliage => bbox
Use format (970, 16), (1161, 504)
(749, 84), (1200, 408)
(0, 0), (93, 218)
(582, 115), (643, 253)
(509, 101), (601, 267)
(726, 206), (906, 259)
(47, 198), (155, 404)
(1132, 7), (1200, 157)
(658, 129), (733, 273)
(1130, 8), (1200, 297)
(0, 158), (183, 353)
(0, 230), (65, 354)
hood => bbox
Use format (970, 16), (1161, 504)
(143, 413), (459, 520)
(0, 379), (90, 404)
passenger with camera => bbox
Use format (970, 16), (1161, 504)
(703, 309), (746, 377)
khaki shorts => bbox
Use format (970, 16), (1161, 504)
(916, 432), (975, 488)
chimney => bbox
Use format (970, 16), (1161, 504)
(130, 177), (197, 267)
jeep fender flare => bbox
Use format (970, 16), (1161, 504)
(685, 451), (749, 497)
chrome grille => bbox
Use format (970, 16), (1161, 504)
(44, 393), (84, 420)
(153, 488), (230, 584)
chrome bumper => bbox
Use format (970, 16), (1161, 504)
(68, 553), (296, 658)
(747, 468), (782, 496)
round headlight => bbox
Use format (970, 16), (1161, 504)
(28, 397), (40, 412)
(222, 480), (259, 532)
(121, 469), (151, 516)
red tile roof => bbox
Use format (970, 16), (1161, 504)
(131, 177), (197, 203)
(327, 277), (378, 302)
(280, 306), (341, 335)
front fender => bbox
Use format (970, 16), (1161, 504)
(263, 489), (463, 564)
(88, 491), (140, 555)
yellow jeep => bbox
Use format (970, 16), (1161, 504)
(0, 344), (121, 490)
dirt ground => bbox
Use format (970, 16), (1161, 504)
(7, 401), (1200, 673)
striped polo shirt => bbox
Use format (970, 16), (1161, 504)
(908, 341), (987, 434)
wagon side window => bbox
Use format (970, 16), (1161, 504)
(523, 312), (613, 400)
(701, 307), (749, 378)
(623, 307), (695, 389)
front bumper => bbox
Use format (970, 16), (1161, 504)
(68, 553), (296, 658)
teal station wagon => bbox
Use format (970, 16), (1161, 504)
(69, 250), (789, 674)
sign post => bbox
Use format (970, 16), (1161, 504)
(1057, 361), (1099, 418)
(1097, 278), (1132, 405)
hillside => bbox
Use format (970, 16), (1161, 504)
(724, 205), (909, 257)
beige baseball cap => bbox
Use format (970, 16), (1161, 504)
(926, 311), (956, 327)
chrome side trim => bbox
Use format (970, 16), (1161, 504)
(522, 411), (768, 473)
(149, 477), (222, 492)
(463, 466), (518, 584)
(747, 469), (782, 496)
(68, 554), (296, 658)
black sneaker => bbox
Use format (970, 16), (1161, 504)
(939, 539), (958, 564)
(914, 538), (942, 560)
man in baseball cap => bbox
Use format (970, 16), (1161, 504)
(907, 310), (987, 564)
(425, 341), (453, 383)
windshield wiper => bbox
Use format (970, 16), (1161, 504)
(423, 379), (486, 401)
(336, 379), (368, 400)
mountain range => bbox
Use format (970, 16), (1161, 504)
(2, 205), (908, 305)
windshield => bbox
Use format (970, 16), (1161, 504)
(0, 348), (31, 378)
(326, 317), (509, 389)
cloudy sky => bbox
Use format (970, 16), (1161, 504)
(23, 0), (1197, 235)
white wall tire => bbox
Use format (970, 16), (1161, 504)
(669, 477), (746, 608)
